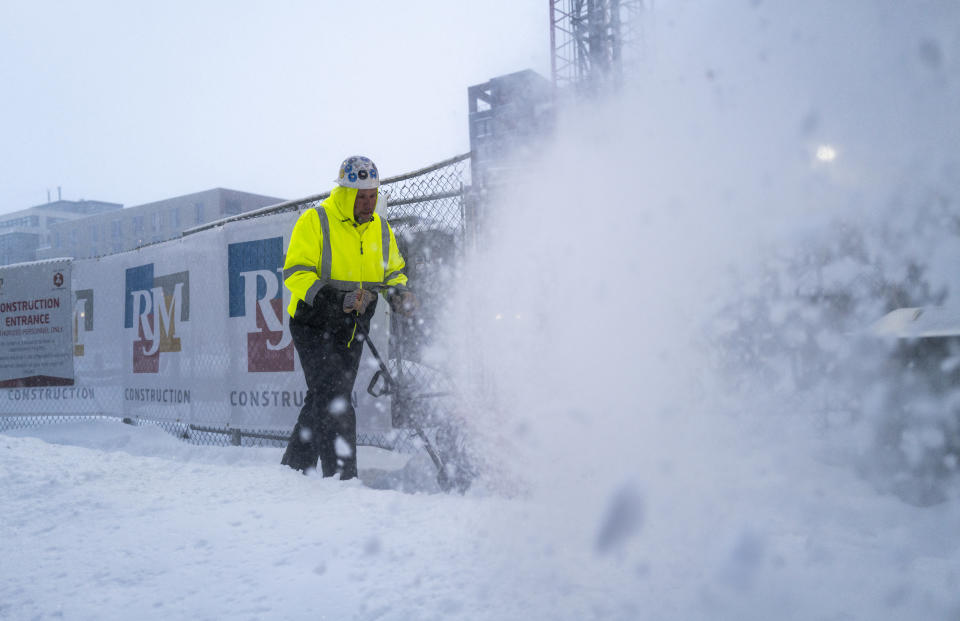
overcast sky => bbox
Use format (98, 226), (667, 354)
(0, 1), (549, 214)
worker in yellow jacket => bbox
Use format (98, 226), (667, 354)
(281, 155), (415, 478)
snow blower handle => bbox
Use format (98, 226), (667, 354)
(354, 318), (395, 398)
(367, 369), (390, 397)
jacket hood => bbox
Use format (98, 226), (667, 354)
(323, 185), (382, 225)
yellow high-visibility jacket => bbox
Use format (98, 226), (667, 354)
(283, 185), (408, 318)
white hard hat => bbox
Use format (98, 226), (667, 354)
(336, 155), (380, 189)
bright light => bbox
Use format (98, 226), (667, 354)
(494, 313), (503, 320)
(816, 144), (838, 162)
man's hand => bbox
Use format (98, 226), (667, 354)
(343, 289), (377, 314)
(389, 291), (417, 317)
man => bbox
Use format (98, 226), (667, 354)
(281, 155), (414, 478)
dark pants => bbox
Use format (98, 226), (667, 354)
(281, 293), (374, 479)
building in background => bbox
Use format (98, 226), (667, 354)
(0, 199), (123, 266)
(467, 69), (554, 191)
(36, 188), (284, 261)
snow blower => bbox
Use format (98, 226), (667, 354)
(354, 318), (474, 493)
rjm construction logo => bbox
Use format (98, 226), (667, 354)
(125, 264), (190, 373)
(73, 289), (94, 357)
(228, 237), (294, 372)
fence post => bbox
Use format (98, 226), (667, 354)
(231, 429), (242, 446)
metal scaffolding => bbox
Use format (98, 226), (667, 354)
(550, 0), (647, 93)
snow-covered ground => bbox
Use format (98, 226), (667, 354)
(4, 2), (960, 620)
(1, 419), (958, 620)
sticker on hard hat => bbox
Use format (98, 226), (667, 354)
(336, 155), (378, 187)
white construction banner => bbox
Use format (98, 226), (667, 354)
(0, 259), (74, 388)
(1, 209), (392, 435)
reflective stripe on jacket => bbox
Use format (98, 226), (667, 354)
(283, 185), (408, 318)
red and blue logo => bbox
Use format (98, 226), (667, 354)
(124, 264), (190, 373)
(228, 237), (294, 372)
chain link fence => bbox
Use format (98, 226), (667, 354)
(1, 153), (472, 454)
(0, 413), (418, 450)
